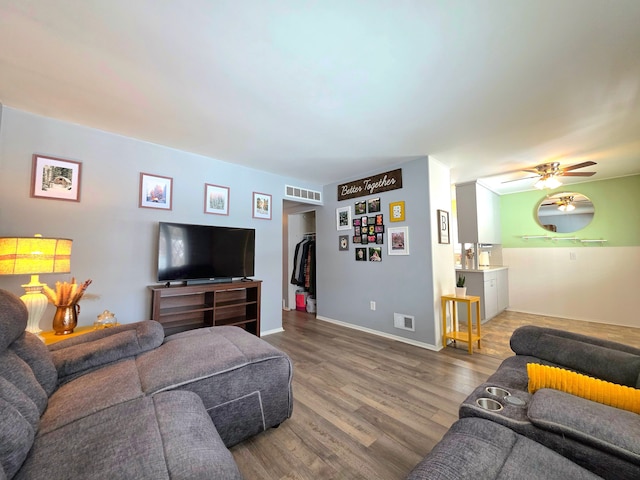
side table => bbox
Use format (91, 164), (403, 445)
(40, 325), (95, 345)
(441, 294), (482, 354)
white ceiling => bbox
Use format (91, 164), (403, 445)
(1, 0), (639, 194)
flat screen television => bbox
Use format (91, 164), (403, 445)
(157, 222), (255, 283)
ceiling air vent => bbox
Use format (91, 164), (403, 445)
(285, 185), (322, 204)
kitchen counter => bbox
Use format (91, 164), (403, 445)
(454, 267), (509, 322)
(455, 266), (508, 273)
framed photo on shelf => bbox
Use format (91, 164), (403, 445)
(139, 172), (173, 210)
(389, 201), (405, 222)
(204, 183), (230, 215)
(388, 226), (410, 255)
(252, 192), (272, 220)
(437, 209), (450, 244)
(31, 154), (82, 202)
(336, 206), (352, 230)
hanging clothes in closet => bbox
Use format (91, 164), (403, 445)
(291, 234), (316, 295)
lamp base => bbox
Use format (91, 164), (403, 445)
(21, 275), (48, 338)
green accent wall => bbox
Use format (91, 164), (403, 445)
(500, 175), (640, 247)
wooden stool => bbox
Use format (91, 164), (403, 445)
(441, 294), (482, 354)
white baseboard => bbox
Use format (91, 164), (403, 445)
(261, 327), (285, 336)
(315, 315), (440, 352)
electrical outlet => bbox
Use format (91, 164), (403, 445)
(370, 301), (376, 310)
(569, 252), (577, 261)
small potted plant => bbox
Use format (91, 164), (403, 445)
(456, 275), (467, 297)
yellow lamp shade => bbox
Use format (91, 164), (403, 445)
(0, 237), (72, 275)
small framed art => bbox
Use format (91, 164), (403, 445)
(355, 247), (367, 261)
(339, 235), (349, 251)
(354, 201), (367, 215)
(336, 206), (352, 230)
(253, 192), (272, 220)
(31, 154), (82, 202)
(204, 183), (230, 215)
(388, 226), (409, 255)
(369, 246), (382, 262)
(139, 172), (172, 210)
(437, 209), (450, 244)
(367, 197), (381, 213)
(389, 201), (405, 222)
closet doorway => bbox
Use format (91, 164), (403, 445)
(283, 201), (316, 312)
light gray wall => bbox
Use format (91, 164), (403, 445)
(316, 157), (438, 346)
(0, 107), (321, 333)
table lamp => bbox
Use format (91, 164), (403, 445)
(0, 235), (72, 335)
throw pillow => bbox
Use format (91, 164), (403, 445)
(527, 363), (640, 414)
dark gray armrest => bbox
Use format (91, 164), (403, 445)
(528, 388), (640, 464)
(509, 326), (640, 387)
(50, 320), (164, 380)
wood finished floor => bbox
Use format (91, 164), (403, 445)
(230, 309), (640, 479)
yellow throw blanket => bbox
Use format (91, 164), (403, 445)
(527, 363), (640, 414)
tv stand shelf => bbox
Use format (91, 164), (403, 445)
(149, 280), (261, 337)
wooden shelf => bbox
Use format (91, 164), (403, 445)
(149, 280), (261, 337)
(445, 331), (482, 344)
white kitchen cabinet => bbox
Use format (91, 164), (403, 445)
(455, 267), (508, 323)
(456, 182), (501, 244)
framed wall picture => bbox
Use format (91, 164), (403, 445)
(338, 235), (349, 251)
(31, 154), (82, 202)
(253, 192), (272, 220)
(389, 201), (405, 222)
(355, 247), (367, 261)
(139, 172), (173, 210)
(367, 197), (381, 213)
(204, 183), (230, 215)
(388, 226), (409, 255)
(368, 246), (382, 262)
(336, 206), (352, 230)
(354, 201), (367, 215)
(437, 209), (450, 244)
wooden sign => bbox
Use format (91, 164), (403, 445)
(337, 169), (402, 201)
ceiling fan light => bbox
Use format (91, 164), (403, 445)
(558, 203), (575, 212)
(534, 178), (546, 189)
(546, 177), (562, 189)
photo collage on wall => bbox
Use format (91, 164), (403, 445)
(353, 197), (385, 262)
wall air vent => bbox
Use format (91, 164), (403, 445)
(285, 185), (322, 204)
(394, 313), (415, 332)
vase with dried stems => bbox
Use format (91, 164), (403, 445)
(43, 278), (92, 335)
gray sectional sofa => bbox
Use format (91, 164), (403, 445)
(407, 326), (640, 479)
(0, 288), (293, 479)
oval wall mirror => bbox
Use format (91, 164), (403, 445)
(536, 192), (595, 233)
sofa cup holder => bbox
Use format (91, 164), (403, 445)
(485, 386), (510, 398)
(476, 397), (503, 411)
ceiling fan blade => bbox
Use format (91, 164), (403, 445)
(562, 161), (597, 171)
(501, 175), (538, 184)
(522, 168), (540, 174)
(561, 171), (596, 177)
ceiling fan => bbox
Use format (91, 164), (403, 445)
(539, 193), (592, 212)
(503, 161), (597, 189)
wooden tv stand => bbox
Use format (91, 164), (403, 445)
(148, 280), (261, 337)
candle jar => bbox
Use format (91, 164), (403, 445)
(94, 310), (117, 329)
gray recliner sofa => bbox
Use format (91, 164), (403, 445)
(0, 288), (293, 480)
(407, 326), (640, 479)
